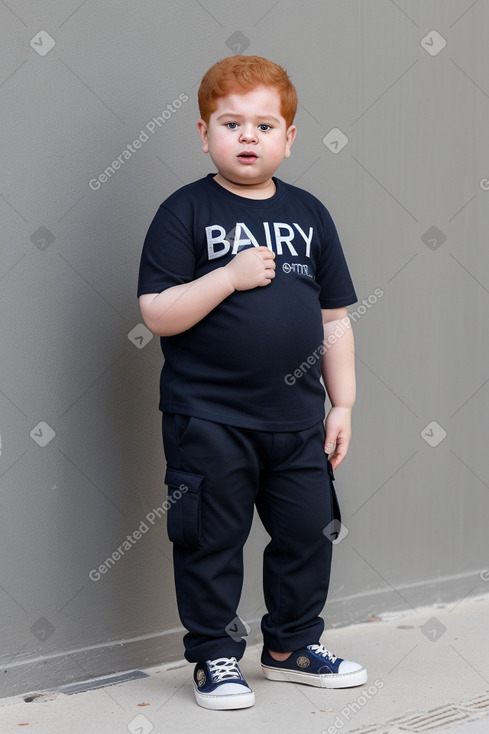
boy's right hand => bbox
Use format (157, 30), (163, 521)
(224, 246), (276, 291)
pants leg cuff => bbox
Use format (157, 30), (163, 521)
(184, 637), (247, 663)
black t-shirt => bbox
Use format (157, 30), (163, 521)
(137, 174), (357, 431)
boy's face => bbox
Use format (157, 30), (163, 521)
(197, 85), (296, 195)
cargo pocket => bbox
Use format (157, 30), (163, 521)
(164, 467), (204, 548)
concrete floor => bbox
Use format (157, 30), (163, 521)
(2, 594), (489, 734)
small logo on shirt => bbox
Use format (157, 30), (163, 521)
(282, 262), (314, 278)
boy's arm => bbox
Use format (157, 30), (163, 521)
(139, 246), (275, 337)
(321, 306), (356, 471)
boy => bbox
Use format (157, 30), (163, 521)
(138, 55), (367, 710)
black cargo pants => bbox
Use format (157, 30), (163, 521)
(162, 413), (340, 663)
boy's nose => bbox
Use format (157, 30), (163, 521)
(239, 127), (258, 143)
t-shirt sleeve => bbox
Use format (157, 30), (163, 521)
(137, 204), (196, 297)
(315, 206), (357, 309)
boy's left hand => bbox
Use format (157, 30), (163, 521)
(324, 406), (352, 471)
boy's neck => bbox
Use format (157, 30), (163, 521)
(213, 173), (276, 200)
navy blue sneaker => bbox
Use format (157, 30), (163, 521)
(261, 643), (367, 688)
(193, 656), (255, 709)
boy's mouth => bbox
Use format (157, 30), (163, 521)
(237, 151), (258, 163)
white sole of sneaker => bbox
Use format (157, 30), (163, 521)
(194, 688), (255, 710)
(261, 664), (367, 689)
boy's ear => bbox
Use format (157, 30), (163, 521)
(284, 125), (297, 158)
(197, 119), (209, 153)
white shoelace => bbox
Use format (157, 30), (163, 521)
(207, 656), (242, 683)
(308, 644), (337, 663)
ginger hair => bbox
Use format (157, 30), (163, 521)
(198, 55), (298, 128)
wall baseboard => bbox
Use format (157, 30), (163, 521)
(1, 570), (484, 701)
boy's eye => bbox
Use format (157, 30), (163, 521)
(224, 122), (272, 131)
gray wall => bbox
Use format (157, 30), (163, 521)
(1, 0), (488, 698)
